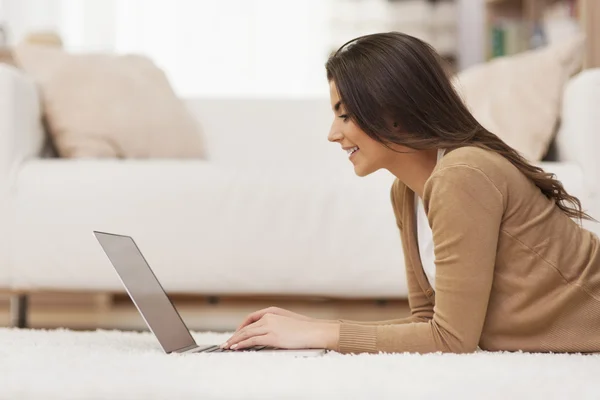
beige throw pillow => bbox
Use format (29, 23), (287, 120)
(14, 44), (205, 158)
(452, 35), (585, 161)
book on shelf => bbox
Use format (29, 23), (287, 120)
(489, 19), (532, 58)
(487, 0), (581, 59)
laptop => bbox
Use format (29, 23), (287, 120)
(93, 231), (326, 356)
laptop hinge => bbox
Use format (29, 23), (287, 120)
(174, 344), (201, 354)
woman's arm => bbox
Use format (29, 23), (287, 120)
(334, 179), (434, 326)
(335, 261), (433, 326)
(336, 165), (503, 354)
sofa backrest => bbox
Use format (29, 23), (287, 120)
(184, 97), (348, 174)
(2, 61), (598, 185)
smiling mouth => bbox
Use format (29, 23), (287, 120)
(346, 146), (359, 157)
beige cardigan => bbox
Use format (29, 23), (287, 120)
(336, 146), (600, 354)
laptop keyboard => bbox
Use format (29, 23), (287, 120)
(203, 345), (269, 353)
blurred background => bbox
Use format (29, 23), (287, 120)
(0, 0), (598, 333)
(0, 0), (594, 96)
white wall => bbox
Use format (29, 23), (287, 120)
(0, 0), (335, 97)
(1, 0), (62, 44)
(60, 0), (116, 51)
(112, 0), (333, 97)
(457, 0), (485, 70)
(0, 0), (465, 95)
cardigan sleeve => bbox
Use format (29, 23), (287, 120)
(336, 165), (504, 354)
(338, 180), (433, 326)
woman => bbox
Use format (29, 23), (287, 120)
(221, 32), (600, 354)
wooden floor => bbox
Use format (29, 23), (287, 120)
(0, 292), (410, 332)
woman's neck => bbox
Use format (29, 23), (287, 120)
(387, 148), (439, 198)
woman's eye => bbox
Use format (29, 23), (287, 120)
(339, 114), (349, 122)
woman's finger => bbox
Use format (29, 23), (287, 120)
(232, 333), (272, 351)
(224, 325), (268, 349)
(231, 318), (264, 341)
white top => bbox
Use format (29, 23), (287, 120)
(415, 148), (445, 292)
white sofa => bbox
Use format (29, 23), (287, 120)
(1, 64), (599, 323)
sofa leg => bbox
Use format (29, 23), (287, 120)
(10, 294), (29, 328)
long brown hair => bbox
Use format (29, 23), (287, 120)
(325, 32), (594, 222)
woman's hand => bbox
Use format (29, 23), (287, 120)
(234, 306), (314, 332)
(222, 313), (340, 351)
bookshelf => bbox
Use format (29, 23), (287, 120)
(330, 0), (459, 70)
(485, 0), (599, 68)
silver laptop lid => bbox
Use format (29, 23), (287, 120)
(94, 231), (196, 353)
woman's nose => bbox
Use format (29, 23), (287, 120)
(328, 126), (343, 143)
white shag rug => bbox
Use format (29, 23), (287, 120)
(1, 328), (600, 400)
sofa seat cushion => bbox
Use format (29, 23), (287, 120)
(11, 159), (406, 298)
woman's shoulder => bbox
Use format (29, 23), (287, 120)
(439, 146), (508, 171)
(392, 146), (513, 197)
(436, 146), (516, 188)
(425, 145), (526, 205)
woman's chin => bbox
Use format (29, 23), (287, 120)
(353, 163), (374, 177)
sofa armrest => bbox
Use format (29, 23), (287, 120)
(0, 64), (45, 184)
(0, 64), (45, 286)
(555, 68), (600, 220)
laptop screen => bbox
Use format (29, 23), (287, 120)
(94, 231), (196, 353)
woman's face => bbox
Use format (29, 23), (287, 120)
(327, 81), (397, 177)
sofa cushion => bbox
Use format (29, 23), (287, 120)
(453, 35), (585, 161)
(13, 44), (206, 159)
(10, 159), (405, 297)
